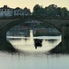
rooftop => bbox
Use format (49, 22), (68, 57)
(0, 5), (13, 9)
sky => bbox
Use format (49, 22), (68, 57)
(0, 0), (69, 11)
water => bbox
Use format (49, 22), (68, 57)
(6, 30), (61, 53)
(1, 30), (69, 69)
(0, 52), (69, 69)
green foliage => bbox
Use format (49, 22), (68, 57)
(33, 4), (45, 16)
(32, 4), (69, 17)
(24, 7), (31, 15)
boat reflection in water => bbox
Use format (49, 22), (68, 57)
(34, 39), (43, 49)
(6, 30), (61, 53)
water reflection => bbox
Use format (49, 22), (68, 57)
(6, 30), (61, 53)
(0, 52), (69, 69)
(48, 39), (58, 43)
(34, 39), (43, 49)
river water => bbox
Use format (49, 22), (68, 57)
(0, 52), (69, 69)
(7, 30), (61, 54)
(0, 30), (69, 69)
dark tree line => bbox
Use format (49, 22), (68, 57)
(32, 4), (69, 17)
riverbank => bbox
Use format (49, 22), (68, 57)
(34, 33), (60, 36)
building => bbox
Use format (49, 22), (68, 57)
(0, 5), (13, 17)
(0, 5), (31, 17)
(14, 7), (31, 16)
(14, 7), (24, 16)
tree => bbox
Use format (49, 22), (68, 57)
(61, 7), (69, 17)
(24, 7), (31, 15)
(32, 4), (69, 17)
(45, 4), (58, 17)
(56, 7), (62, 17)
(33, 4), (41, 16)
